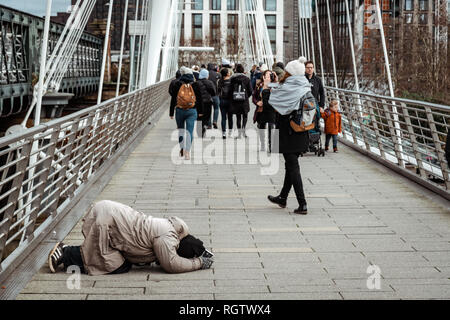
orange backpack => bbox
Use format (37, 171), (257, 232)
(177, 84), (196, 109)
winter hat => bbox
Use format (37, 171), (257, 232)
(260, 64), (269, 72)
(285, 57), (306, 76)
(180, 66), (193, 75)
(221, 58), (231, 66)
(199, 69), (209, 80)
(298, 56), (308, 64)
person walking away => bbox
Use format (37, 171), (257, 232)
(321, 100), (342, 152)
(257, 70), (277, 153)
(197, 69), (217, 138)
(228, 64), (252, 139)
(218, 67), (233, 139)
(168, 69), (182, 119)
(192, 65), (200, 81)
(304, 61), (325, 111)
(208, 63), (222, 129)
(267, 57), (311, 215)
(48, 200), (214, 275)
(169, 67), (204, 160)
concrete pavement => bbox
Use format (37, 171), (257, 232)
(16, 103), (450, 300)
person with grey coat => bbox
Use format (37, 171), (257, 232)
(48, 200), (214, 275)
(268, 57), (311, 215)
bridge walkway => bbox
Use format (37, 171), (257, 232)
(15, 102), (450, 300)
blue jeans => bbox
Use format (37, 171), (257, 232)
(176, 108), (197, 152)
(211, 96), (220, 125)
(325, 134), (338, 149)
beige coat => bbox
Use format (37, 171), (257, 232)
(80, 200), (202, 275)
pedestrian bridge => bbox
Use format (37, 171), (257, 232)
(0, 81), (449, 300)
(1, 0), (450, 300)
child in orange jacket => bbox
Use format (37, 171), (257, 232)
(320, 100), (342, 152)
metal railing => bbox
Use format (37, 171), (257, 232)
(0, 79), (171, 275)
(325, 86), (450, 197)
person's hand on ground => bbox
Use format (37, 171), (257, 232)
(200, 256), (214, 269)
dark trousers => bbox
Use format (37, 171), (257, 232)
(325, 134), (338, 149)
(236, 113), (248, 130)
(220, 98), (231, 133)
(280, 153), (306, 206)
(202, 102), (213, 130)
(62, 246), (132, 275)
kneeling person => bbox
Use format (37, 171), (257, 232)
(48, 200), (214, 275)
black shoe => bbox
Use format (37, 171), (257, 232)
(294, 204), (308, 215)
(222, 133), (226, 140)
(48, 242), (67, 273)
(213, 123), (218, 129)
(268, 195), (287, 208)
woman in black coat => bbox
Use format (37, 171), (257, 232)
(228, 64), (253, 139)
(257, 70), (277, 152)
(266, 58), (311, 215)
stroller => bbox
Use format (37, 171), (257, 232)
(301, 105), (325, 157)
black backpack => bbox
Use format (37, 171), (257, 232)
(219, 79), (232, 99)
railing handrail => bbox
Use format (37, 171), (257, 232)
(324, 86), (450, 112)
(0, 84), (161, 148)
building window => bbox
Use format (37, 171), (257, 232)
(265, 14), (276, 54)
(404, 0), (413, 10)
(180, 14), (185, 45)
(404, 13), (413, 24)
(192, 14), (203, 44)
(264, 0), (276, 11)
(193, 0), (203, 10)
(419, 0), (428, 10)
(210, 14), (221, 47)
(227, 14), (238, 53)
(419, 13), (427, 24)
(227, 0), (238, 10)
(210, 0), (221, 10)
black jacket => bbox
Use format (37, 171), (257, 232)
(217, 78), (232, 99)
(196, 79), (216, 105)
(273, 113), (309, 154)
(228, 73), (253, 114)
(207, 64), (221, 93)
(259, 89), (276, 124)
(169, 74), (204, 117)
(306, 73), (325, 108)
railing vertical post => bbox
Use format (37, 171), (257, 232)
(401, 102), (428, 179)
(68, 115), (95, 194)
(382, 100), (405, 167)
(355, 98), (371, 152)
(0, 140), (33, 260)
(367, 101), (386, 159)
(23, 130), (60, 241)
(341, 92), (358, 145)
(425, 106), (450, 190)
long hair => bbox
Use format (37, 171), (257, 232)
(279, 71), (292, 84)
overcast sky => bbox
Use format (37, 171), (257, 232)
(0, 0), (71, 17)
